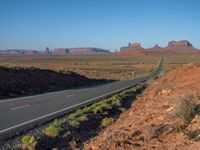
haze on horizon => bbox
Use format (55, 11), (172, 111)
(0, 0), (200, 51)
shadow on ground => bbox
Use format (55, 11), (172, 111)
(0, 66), (114, 100)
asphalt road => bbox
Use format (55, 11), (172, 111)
(0, 56), (163, 139)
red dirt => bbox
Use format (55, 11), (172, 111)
(83, 63), (200, 150)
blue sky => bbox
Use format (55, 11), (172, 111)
(0, 0), (200, 51)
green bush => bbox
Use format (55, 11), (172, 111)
(187, 131), (198, 140)
(77, 114), (89, 122)
(75, 108), (84, 115)
(100, 103), (112, 110)
(112, 99), (121, 106)
(90, 103), (98, 109)
(101, 117), (114, 127)
(44, 125), (59, 138)
(118, 107), (126, 112)
(21, 135), (37, 149)
(68, 112), (79, 120)
(82, 106), (91, 113)
(92, 106), (103, 114)
(52, 118), (62, 128)
(68, 119), (80, 128)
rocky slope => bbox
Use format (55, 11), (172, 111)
(84, 63), (200, 150)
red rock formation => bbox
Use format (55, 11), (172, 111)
(119, 40), (199, 54)
(52, 48), (69, 55)
(166, 40), (196, 51)
(68, 48), (109, 54)
(0, 49), (39, 55)
(23, 50), (38, 55)
(168, 40), (192, 48)
(119, 42), (146, 55)
(52, 48), (109, 55)
(120, 42), (144, 51)
(43, 47), (51, 55)
(147, 44), (165, 52)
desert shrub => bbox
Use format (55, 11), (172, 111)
(175, 94), (196, 122)
(82, 106), (91, 113)
(146, 125), (162, 139)
(112, 99), (121, 106)
(100, 103), (112, 110)
(68, 112), (79, 120)
(77, 114), (89, 122)
(118, 107), (126, 112)
(52, 118), (62, 128)
(44, 125), (59, 138)
(75, 108), (84, 115)
(21, 135), (37, 150)
(101, 117), (114, 127)
(92, 106), (103, 114)
(90, 103), (100, 109)
(187, 131), (199, 140)
(68, 119), (80, 128)
(111, 94), (120, 101)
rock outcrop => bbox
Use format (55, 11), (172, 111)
(119, 40), (199, 54)
(119, 42), (146, 55)
(0, 47), (109, 55)
(148, 44), (165, 51)
(51, 47), (110, 55)
(0, 49), (39, 55)
(43, 47), (51, 55)
(52, 48), (69, 55)
(120, 42), (144, 51)
(166, 40), (195, 51)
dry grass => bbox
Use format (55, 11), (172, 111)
(174, 93), (196, 122)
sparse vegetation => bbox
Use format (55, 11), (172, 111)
(101, 117), (114, 127)
(0, 55), (158, 82)
(44, 125), (59, 138)
(187, 131), (199, 140)
(21, 135), (37, 150)
(175, 93), (196, 122)
(18, 84), (145, 149)
(77, 114), (89, 122)
(118, 107), (126, 112)
(68, 119), (81, 128)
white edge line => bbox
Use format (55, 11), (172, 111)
(0, 79), (145, 134)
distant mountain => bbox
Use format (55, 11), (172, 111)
(148, 44), (166, 52)
(166, 40), (198, 52)
(119, 43), (147, 55)
(119, 40), (199, 54)
(51, 47), (110, 55)
(0, 49), (39, 55)
(0, 47), (110, 56)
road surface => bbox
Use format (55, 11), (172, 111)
(0, 56), (163, 139)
